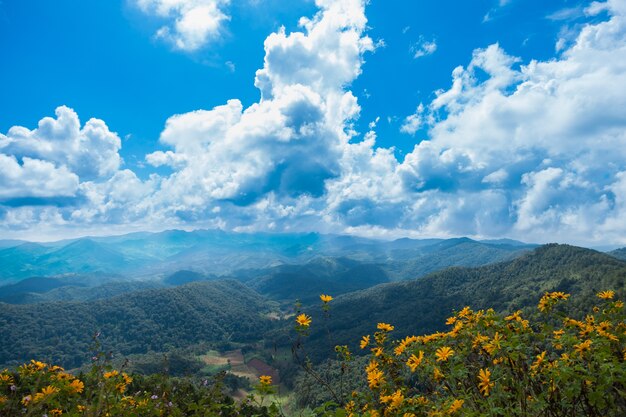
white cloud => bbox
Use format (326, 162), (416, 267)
(410, 37), (437, 59)
(3, 0), (626, 246)
(135, 0), (230, 52)
(0, 155), (79, 199)
(400, 104), (425, 135)
(0, 106), (122, 181)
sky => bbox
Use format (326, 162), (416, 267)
(0, 0), (625, 245)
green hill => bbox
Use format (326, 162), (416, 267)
(609, 247), (626, 261)
(0, 280), (274, 369)
(245, 257), (389, 303)
(299, 244), (626, 359)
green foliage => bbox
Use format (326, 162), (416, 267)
(301, 245), (626, 361)
(0, 280), (276, 369)
(342, 291), (626, 416)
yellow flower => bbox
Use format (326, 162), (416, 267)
(0, 395), (6, 405)
(50, 409), (63, 416)
(574, 339), (592, 356)
(538, 292), (570, 312)
(68, 379), (84, 394)
(406, 351), (424, 372)
(104, 370), (119, 379)
(122, 373), (133, 385)
(457, 306), (472, 318)
(259, 375), (272, 386)
(30, 360), (47, 370)
(33, 385), (59, 403)
(380, 389), (404, 410)
(77, 405), (86, 411)
(0, 373), (13, 384)
(433, 367), (444, 381)
(445, 316), (457, 325)
(615, 300), (624, 308)
(483, 332), (503, 355)
(21, 395), (31, 405)
(597, 290), (615, 300)
(477, 368), (494, 396)
(371, 347), (383, 357)
(553, 329), (565, 339)
(530, 351), (546, 374)
(377, 323), (394, 332)
(435, 346), (454, 362)
(448, 399), (464, 414)
(320, 294), (333, 303)
(296, 313), (312, 327)
(367, 368), (385, 389)
(360, 335), (370, 349)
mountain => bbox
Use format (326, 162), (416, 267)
(0, 230), (534, 286)
(244, 257), (389, 303)
(0, 239), (152, 283)
(609, 247), (626, 261)
(0, 276), (86, 303)
(0, 280), (275, 368)
(299, 244), (626, 359)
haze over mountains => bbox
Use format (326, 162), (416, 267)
(1, 229), (624, 307)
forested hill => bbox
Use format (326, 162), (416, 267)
(301, 244), (626, 358)
(0, 280), (274, 369)
(609, 247), (626, 261)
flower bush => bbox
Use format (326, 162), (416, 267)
(345, 291), (625, 416)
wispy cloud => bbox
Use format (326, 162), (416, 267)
(411, 36), (437, 58)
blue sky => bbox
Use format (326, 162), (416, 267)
(1, 0), (625, 245)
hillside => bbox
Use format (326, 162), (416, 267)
(0, 280), (275, 369)
(609, 247), (626, 261)
(244, 257), (389, 303)
(299, 244), (626, 358)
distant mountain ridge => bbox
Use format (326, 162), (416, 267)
(0, 230), (536, 285)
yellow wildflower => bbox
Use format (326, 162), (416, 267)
(0, 374), (13, 384)
(296, 313), (312, 327)
(122, 373), (133, 385)
(446, 316), (457, 325)
(380, 389), (404, 410)
(372, 347), (384, 357)
(21, 395), (31, 405)
(367, 368), (385, 389)
(597, 290), (615, 300)
(33, 385), (59, 402)
(104, 370), (119, 379)
(435, 346), (454, 362)
(360, 335), (370, 349)
(448, 399), (464, 414)
(259, 375), (272, 386)
(483, 332), (503, 355)
(30, 360), (47, 370)
(50, 409), (63, 416)
(574, 339), (592, 356)
(433, 367), (444, 381)
(406, 351), (424, 372)
(530, 351), (546, 374)
(320, 294), (333, 303)
(68, 379), (84, 394)
(377, 322), (394, 332)
(477, 368), (494, 396)
(0, 395), (6, 405)
(615, 300), (624, 308)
